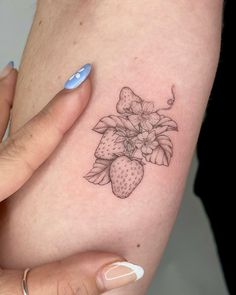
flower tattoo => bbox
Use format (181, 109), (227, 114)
(85, 86), (178, 199)
(128, 101), (160, 131)
(135, 131), (159, 154)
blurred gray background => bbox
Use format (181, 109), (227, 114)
(0, 1), (229, 294)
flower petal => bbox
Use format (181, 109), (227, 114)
(140, 121), (146, 130)
(142, 146), (152, 154)
(149, 112), (160, 125)
(131, 101), (142, 114)
(137, 133), (144, 140)
(141, 120), (153, 131)
(141, 146), (148, 154)
(142, 101), (154, 113)
(128, 114), (141, 126)
(142, 131), (149, 139)
(147, 130), (156, 142)
(146, 147), (153, 154)
(135, 141), (143, 148)
(150, 141), (159, 149)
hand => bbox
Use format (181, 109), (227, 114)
(0, 63), (144, 294)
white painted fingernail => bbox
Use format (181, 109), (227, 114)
(97, 261), (144, 291)
(109, 262), (144, 280)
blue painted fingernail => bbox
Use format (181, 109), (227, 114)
(0, 61), (14, 80)
(64, 63), (92, 89)
(8, 61), (14, 68)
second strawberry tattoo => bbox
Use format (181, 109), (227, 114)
(85, 86), (178, 199)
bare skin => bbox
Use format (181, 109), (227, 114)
(0, 66), (141, 294)
(0, 1), (223, 294)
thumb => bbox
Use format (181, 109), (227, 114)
(0, 252), (144, 295)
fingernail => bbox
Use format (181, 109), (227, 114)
(97, 261), (144, 291)
(0, 61), (14, 80)
(64, 63), (92, 89)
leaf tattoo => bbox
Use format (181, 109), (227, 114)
(145, 135), (173, 166)
(85, 86), (178, 198)
(84, 159), (112, 185)
(153, 116), (178, 134)
(93, 115), (138, 134)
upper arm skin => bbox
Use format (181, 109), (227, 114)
(0, 1), (223, 294)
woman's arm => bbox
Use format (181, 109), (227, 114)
(0, 1), (223, 294)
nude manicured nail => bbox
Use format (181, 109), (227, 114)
(64, 63), (92, 89)
(97, 261), (144, 291)
(0, 61), (14, 80)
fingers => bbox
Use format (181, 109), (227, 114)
(0, 64), (92, 202)
(0, 62), (17, 141)
(0, 252), (144, 295)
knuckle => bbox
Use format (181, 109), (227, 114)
(1, 134), (26, 160)
(57, 279), (76, 295)
(0, 131), (34, 172)
(37, 105), (53, 122)
(35, 105), (64, 136)
(53, 260), (97, 295)
(56, 276), (93, 295)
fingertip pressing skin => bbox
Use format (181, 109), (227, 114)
(45, 76), (92, 134)
(0, 64), (92, 202)
(0, 62), (18, 140)
(62, 64), (93, 125)
(16, 253), (143, 295)
(0, 62), (17, 100)
(0, 61), (14, 80)
(96, 261), (144, 291)
(0, 62), (17, 94)
(64, 63), (92, 89)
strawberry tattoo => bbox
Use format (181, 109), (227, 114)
(95, 128), (125, 160)
(85, 86), (178, 199)
(110, 156), (144, 198)
(116, 87), (142, 114)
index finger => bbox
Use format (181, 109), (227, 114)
(0, 65), (92, 202)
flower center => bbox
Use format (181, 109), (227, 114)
(143, 138), (150, 147)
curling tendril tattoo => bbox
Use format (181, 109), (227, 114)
(85, 86), (178, 199)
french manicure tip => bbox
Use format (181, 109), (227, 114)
(64, 63), (92, 89)
(113, 262), (145, 281)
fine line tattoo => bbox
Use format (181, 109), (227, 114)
(85, 86), (178, 199)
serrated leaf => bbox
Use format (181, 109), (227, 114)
(93, 115), (138, 134)
(84, 159), (112, 185)
(145, 135), (173, 166)
(154, 115), (178, 134)
(153, 125), (169, 135)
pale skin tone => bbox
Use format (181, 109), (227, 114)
(0, 67), (143, 294)
(0, 0), (223, 294)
